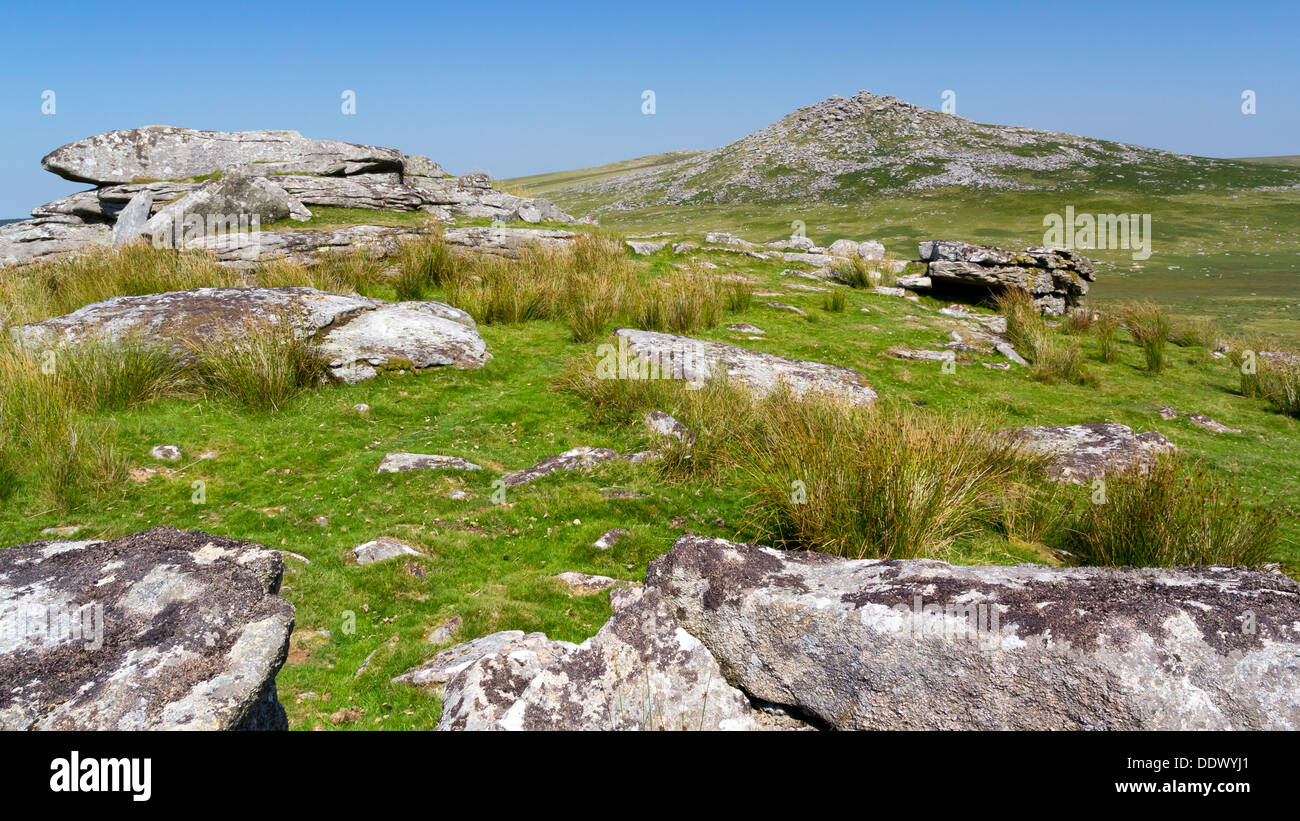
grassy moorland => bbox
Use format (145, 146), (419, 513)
(1, 232), (1297, 730)
(507, 166), (1300, 344)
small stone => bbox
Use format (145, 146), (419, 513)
(554, 572), (635, 595)
(1188, 414), (1241, 434)
(593, 528), (628, 550)
(428, 617), (463, 644)
(377, 453), (482, 473)
(354, 403), (371, 415)
(151, 445), (182, 461)
(352, 537), (421, 565)
(40, 525), (82, 538)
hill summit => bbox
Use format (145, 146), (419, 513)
(530, 90), (1294, 212)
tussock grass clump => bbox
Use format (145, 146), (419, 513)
(1122, 301), (1170, 373)
(0, 342), (130, 507)
(1240, 354), (1300, 416)
(733, 396), (1037, 560)
(833, 257), (895, 289)
(394, 235), (462, 300)
(822, 290), (847, 313)
(1093, 312), (1122, 363)
(185, 320), (324, 412)
(724, 280), (753, 313)
(59, 337), (187, 412)
(994, 290), (1092, 385)
(634, 269), (725, 334)
(1063, 307), (1097, 334)
(1168, 316), (1222, 350)
(1061, 456), (1278, 567)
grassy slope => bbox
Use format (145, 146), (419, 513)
(2, 240), (1297, 729)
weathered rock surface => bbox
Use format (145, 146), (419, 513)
(648, 535), (1300, 730)
(919, 240), (1096, 315)
(393, 630), (541, 689)
(0, 526), (293, 730)
(41, 126), (404, 184)
(1009, 423), (1177, 481)
(377, 453), (482, 473)
(644, 410), (695, 443)
(428, 588), (758, 731)
(0, 216), (111, 266)
(12, 287), (488, 384)
(554, 571), (633, 595)
(614, 328), (877, 405)
(593, 528), (628, 550)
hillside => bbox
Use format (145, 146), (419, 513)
(513, 91), (1300, 213)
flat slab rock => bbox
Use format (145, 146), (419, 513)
(377, 453), (482, 473)
(351, 538), (421, 565)
(425, 588), (759, 731)
(648, 535), (1300, 730)
(0, 526), (293, 730)
(613, 328), (877, 405)
(12, 286), (487, 384)
(41, 126), (403, 185)
(501, 446), (657, 487)
(1010, 423), (1176, 481)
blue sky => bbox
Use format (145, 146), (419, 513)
(1, 0), (1296, 216)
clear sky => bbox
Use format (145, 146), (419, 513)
(1, 0), (1296, 216)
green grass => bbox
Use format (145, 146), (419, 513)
(2, 229), (1298, 731)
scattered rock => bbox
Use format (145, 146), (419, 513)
(0, 526), (293, 730)
(428, 617), (463, 645)
(351, 538), (421, 565)
(1158, 405), (1178, 420)
(151, 445), (182, 461)
(1188, 414), (1242, 434)
(1009, 423), (1177, 482)
(615, 328), (877, 405)
(502, 446), (647, 487)
(554, 571), (634, 595)
(626, 240), (666, 255)
(643, 410), (695, 444)
(39, 525), (82, 538)
(377, 453), (482, 473)
(727, 323), (764, 335)
(593, 528), (628, 550)
(434, 633), (577, 730)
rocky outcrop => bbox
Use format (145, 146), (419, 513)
(0, 526), (293, 730)
(918, 240), (1096, 315)
(1009, 423), (1176, 481)
(3, 128), (580, 267)
(613, 328), (877, 405)
(647, 535), (1300, 730)
(11, 286), (489, 384)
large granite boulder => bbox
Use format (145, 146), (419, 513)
(648, 535), (1300, 730)
(1009, 423), (1176, 482)
(11, 286), (488, 383)
(918, 240), (1096, 316)
(613, 328), (877, 405)
(41, 126), (403, 184)
(0, 526), (294, 730)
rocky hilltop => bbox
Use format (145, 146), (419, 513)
(1, 126), (582, 267)
(524, 90), (1300, 212)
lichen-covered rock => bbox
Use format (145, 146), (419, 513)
(1009, 423), (1176, 481)
(0, 216), (111, 266)
(110, 189), (154, 247)
(613, 328), (877, 405)
(11, 287), (488, 385)
(502, 446), (632, 487)
(41, 126), (404, 184)
(434, 633), (577, 730)
(554, 572), (635, 595)
(393, 630), (536, 688)
(648, 535), (1300, 730)
(0, 526), (293, 730)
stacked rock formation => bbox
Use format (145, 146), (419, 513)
(914, 240), (1096, 315)
(1, 126), (578, 266)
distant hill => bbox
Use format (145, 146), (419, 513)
(1237, 155), (1300, 167)
(512, 91), (1300, 216)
